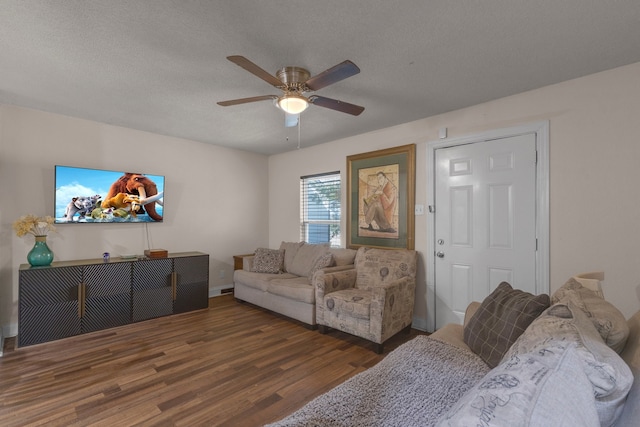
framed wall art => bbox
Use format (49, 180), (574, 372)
(346, 144), (415, 250)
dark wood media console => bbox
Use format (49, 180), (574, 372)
(18, 251), (209, 347)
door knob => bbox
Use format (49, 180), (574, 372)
(436, 251), (445, 258)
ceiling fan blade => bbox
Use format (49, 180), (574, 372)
(305, 60), (360, 91)
(226, 55), (283, 88)
(217, 95), (277, 106)
(284, 113), (299, 128)
(309, 95), (364, 116)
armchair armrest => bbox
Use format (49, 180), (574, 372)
(320, 264), (355, 274)
(371, 276), (416, 316)
(315, 268), (357, 299)
(310, 264), (355, 283)
(463, 301), (482, 329)
(370, 276), (416, 342)
(314, 268), (357, 325)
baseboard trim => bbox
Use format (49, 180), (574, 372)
(411, 316), (428, 332)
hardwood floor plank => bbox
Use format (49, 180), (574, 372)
(1, 294), (425, 426)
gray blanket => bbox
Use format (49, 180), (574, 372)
(266, 336), (490, 427)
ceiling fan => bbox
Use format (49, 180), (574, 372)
(217, 56), (365, 122)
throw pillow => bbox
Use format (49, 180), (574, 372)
(502, 303), (633, 427)
(250, 248), (284, 274)
(438, 345), (600, 427)
(463, 282), (550, 368)
(552, 277), (629, 353)
(308, 252), (334, 282)
(287, 243), (330, 277)
(279, 241), (305, 273)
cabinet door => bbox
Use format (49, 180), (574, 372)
(19, 266), (82, 346)
(132, 258), (172, 322)
(173, 255), (209, 313)
(83, 262), (132, 332)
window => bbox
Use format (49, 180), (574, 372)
(300, 172), (341, 247)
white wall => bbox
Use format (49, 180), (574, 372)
(270, 61), (640, 329)
(0, 105), (270, 336)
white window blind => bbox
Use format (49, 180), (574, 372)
(300, 172), (341, 246)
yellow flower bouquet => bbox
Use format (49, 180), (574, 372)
(13, 214), (56, 237)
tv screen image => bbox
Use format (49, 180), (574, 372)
(55, 165), (165, 223)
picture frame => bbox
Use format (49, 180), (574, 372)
(346, 144), (416, 250)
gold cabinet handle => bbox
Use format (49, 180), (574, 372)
(81, 283), (86, 318)
(171, 272), (177, 301)
(77, 283), (86, 318)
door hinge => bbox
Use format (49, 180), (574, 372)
(428, 205), (435, 213)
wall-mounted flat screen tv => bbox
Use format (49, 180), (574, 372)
(55, 165), (164, 223)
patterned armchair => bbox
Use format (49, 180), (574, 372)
(315, 247), (417, 353)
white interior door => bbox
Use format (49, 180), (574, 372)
(434, 133), (538, 328)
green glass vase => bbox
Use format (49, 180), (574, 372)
(27, 236), (54, 267)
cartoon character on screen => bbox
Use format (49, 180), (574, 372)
(64, 194), (102, 221)
(102, 173), (163, 221)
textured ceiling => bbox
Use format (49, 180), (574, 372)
(1, 1), (640, 155)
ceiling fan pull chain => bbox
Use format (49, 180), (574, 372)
(297, 114), (301, 149)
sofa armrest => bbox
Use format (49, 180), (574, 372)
(463, 301), (482, 329)
(242, 255), (255, 271)
(430, 323), (472, 352)
(429, 301), (482, 354)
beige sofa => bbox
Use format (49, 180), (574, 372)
(433, 289), (640, 426)
(268, 272), (640, 426)
(233, 242), (356, 327)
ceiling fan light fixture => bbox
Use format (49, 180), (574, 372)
(278, 94), (309, 115)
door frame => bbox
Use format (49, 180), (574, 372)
(425, 121), (549, 332)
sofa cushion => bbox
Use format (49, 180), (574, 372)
(251, 248), (284, 274)
(234, 270), (298, 291)
(324, 289), (372, 320)
(268, 277), (316, 305)
(439, 344), (600, 427)
(287, 243), (329, 277)
(308, 252), (334, 281)
(503, 303), (633, 427)
(328, 247), (357, 266)
(463, 282), (550, 368)
(552, 277), (629, 353)
(279, 241), (305, 273)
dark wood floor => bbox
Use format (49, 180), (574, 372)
(0, 294), (425, 427)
